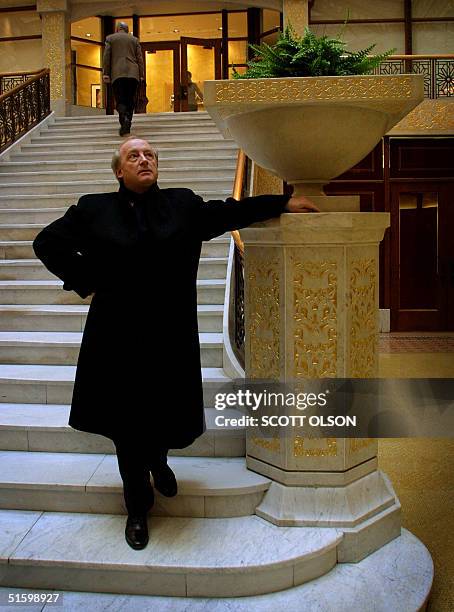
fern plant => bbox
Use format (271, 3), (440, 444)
(233, 25), (395, 79)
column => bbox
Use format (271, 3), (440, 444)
(282, 0), (309, 33)
(38, 0), (71, 116)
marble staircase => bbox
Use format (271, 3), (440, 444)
(0, 113), (433, 609)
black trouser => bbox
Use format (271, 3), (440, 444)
(112, 78), (138, 126)
(112, 434), (168, 516)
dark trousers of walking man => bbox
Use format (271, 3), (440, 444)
(113, 78), (138, 134)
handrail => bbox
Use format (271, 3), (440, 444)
(0, 68), (50, 153)
(231, 149), (247, 255)
(387, 54), (454, 60)
(0, 68), (48, 78)
(0, 68), (49, 102)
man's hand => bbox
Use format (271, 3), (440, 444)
(103, 75), (111, 84)
(284, 195), (320, 213)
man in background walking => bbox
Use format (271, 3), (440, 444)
(103, 22), (145, 136)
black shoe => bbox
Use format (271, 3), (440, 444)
(151, 463), (178, 497)
(125, 514), (149, 550)
(119, 122), (130, 136)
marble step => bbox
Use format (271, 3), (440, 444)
(0, 529), (433, 610)
(44, 124), (220, 137)
(32, 129), (224, 143)
(0, 304), (224, 332)
(0, 257), (228, 281)
(0, 509), (340, 597)
(0, 454), (265, 517)
(9, 144), (238, 161)
(0, 279), (226, 305)
(51, 112), (215, 127)
(0, 155), (237, 172)
(20, 137), (233, 152)
(0, 177), (233, 196)
(0, 364), (229, 406)
(0, 167), (236, 184)
(0, 403), (245, 457)
(0, 331), (223, 367)
(0, 190), (233, 208)
(0, 236), (231, 259)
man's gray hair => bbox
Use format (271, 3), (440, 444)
(116, 22), (129, 33)
(111, 138), (159, 179)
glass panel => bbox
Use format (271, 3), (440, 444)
(399, 192), (438, 309)
(311, 0), (403, 20)
(310, 23), (405, 54)
(261, 31), (279, 46)
(0, 39), (42, 72)
(0, 11), (41, 38)
(75, 66), (101, 107)
(262, 9), (281, 33)
(140, 14), (222, 42)
(228, 41), (247, 65)
(413, 0), (454, 18)
(71, 39), (102, 67)
(186, 45), (214, 110)
(228, 12), (247, 37)
(71, 17), (102, 42)
(145, 49), (174, 113)
(413, 22), (454, 54)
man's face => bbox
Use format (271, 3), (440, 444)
(116, 139), (158, 193)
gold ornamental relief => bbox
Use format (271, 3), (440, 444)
(294, 436), (338, 457)
(215, 76), (416, 104)
(390, 99), (454, 134)
(349, 438), (375, 453)
(247, 253), (281, 379)
(292, 259), (338, 378)
(41, 13), (65, 99)
(250, 435), (280, 453)
(349, 258), (377, 377)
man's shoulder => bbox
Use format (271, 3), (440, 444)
(159, 187), (199, 203)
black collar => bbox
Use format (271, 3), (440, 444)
(118, 181), (160, 207)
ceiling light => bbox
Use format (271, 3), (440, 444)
(218, 26), (222, 30)
(173, 28), (179, 32)
(86, 33), (91, 37)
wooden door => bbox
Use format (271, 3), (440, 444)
(180, 36), (222, 112)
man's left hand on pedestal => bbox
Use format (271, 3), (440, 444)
(284, 196), (320, 213)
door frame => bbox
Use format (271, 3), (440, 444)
(180, 36), (222, 112)
(142, 41), (181, 112)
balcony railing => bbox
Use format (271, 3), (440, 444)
(0, 68), (50, 154)
(374, 55), (454, 98)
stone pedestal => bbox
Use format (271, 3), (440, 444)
(38, 0), (71, 116)
(241, 211), (399, 561)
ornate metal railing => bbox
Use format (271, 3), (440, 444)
(375, 55), (454, 98)
(0, 68), (50, 154)
(230, 150), (247, 368)
(0, 70), (36, 95)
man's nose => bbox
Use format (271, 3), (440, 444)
(138, 153), (148, 163)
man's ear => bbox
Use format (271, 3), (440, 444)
(115, 168), (123, 180)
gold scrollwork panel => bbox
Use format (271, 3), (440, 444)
(245, 248), (281, 379)
(348, 247), (378, 377)
(290, 250), (340, 378)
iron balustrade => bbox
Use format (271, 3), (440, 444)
(0, 68), (50, 153)
(375, 55), (454, 98)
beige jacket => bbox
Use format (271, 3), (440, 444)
(103, 31), (145, 83)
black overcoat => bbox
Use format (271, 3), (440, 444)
(33, 184), (288, 448)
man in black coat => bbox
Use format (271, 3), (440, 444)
(33, 137), (319, 550)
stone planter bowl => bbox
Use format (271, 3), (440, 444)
(204, 74), (424, 196)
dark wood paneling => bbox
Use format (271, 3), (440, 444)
(331, 142), (383, 181)
(390, 138), (454, 179)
